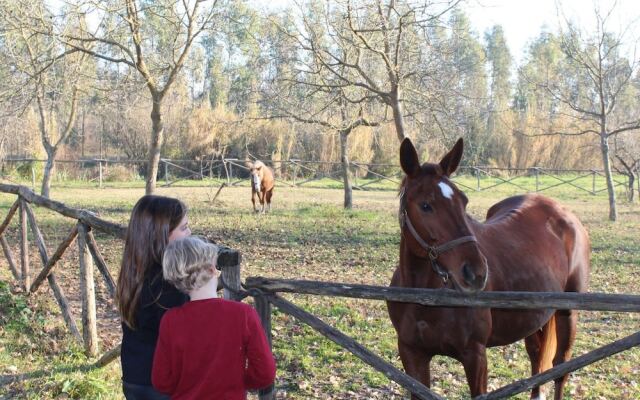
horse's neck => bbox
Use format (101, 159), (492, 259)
(465, 213), (486, 241)
(466, 211), (504, 245)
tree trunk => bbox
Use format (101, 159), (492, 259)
(339, 131), (352, 209)
(145, 96), (164, 195)
(628, 174), (635, 203)
(41, 149), (58, 198)
(599, 132), (617, 221)
(636, 169), (640, 202)
(389, 89), (407, 141)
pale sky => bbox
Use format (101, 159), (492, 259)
(465, 0), (640, 62)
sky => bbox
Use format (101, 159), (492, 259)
(464, 0), (640, 62)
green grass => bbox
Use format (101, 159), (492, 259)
(0, 179), (638, 399)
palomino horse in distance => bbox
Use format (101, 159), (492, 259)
(248, 160), (275, 213)
(387, 138), (590, 400)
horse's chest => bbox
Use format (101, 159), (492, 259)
(400, 305), (491, 351)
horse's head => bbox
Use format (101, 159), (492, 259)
(399, 137), (488, 292)
(248, 161), (265, 192)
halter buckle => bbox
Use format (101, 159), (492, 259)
(428, 248), (439, 261)
(431, 260), (449, 283)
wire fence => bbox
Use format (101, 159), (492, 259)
(0, 157), (635, 196)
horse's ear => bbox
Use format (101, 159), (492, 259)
(400, 137), (420, 177)
(439, 138), (463, 176)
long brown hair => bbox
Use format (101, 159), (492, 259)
(116, 195), (187, 329)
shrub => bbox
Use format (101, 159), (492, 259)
(104, 164), (141, 182)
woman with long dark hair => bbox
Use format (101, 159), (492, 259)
(116, 195), (191, 399)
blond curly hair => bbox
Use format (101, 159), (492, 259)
(162, 236), (219, 294)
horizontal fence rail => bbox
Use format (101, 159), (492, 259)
(244, 277), (640, 312)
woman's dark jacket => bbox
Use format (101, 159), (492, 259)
(121, 264), (188, 385)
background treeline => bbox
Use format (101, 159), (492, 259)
(0, 1), (638, 209)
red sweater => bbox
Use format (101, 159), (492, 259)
(152, 298), (276, 399)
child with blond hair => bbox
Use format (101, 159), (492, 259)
(152, 236), (276, 399)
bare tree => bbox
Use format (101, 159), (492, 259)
(264, 4), (386, 208)
(538, 4), (640, 220)
(613, 133), (640, 202)
(0, 1), (91, 197)
(61, 0), (221, 194)
(274, 91), (380, 209)
(279, 0), (459, 142)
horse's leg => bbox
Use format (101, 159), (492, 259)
(552, 310), (577, 400)
(461, 343), (488, 397)
(525, 331), (545, 400)
(526, 313), (560, 400)
(265, 189), (273, 213)
(251, 189), (259, 212)
(398, 341), (431, 400)
(259, 189), (266, 213)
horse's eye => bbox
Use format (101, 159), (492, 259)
(421, 202), (432, 212)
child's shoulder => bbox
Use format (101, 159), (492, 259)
(217, 298), (255, 314)
(176, 298), (256, 315)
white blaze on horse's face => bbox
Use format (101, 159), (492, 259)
(438, 181), (454, 200)
(252, 173), (261, 192)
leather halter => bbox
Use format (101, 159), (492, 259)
(399, 188), (478, 283)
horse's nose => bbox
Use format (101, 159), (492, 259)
(462, 263), (486, 290)
(462, 263), (475, 284)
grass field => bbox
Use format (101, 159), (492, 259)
(0, 176), (639, 399)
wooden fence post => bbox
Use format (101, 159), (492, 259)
(293, 161), (298, 186)
(93, 343), (122, 368)
(98, 161), (103, 188)
(218, 247), (242, 301)
(223, 159), (230, 185)
(354, 164), (358, 188)
(255, 294), (275, 400)
(0, 199), (20, 280)
(19, 198), (29, 290)
(78, 223), (98, 356)
(85, 230), (116, 299)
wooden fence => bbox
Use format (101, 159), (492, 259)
(1, 157), (634, 195)
(240, 278), (640, 400)
(1, 183), (640, 399)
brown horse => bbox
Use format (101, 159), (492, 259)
(248, 160), (275, 213)
(387, 138), (590, 400)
